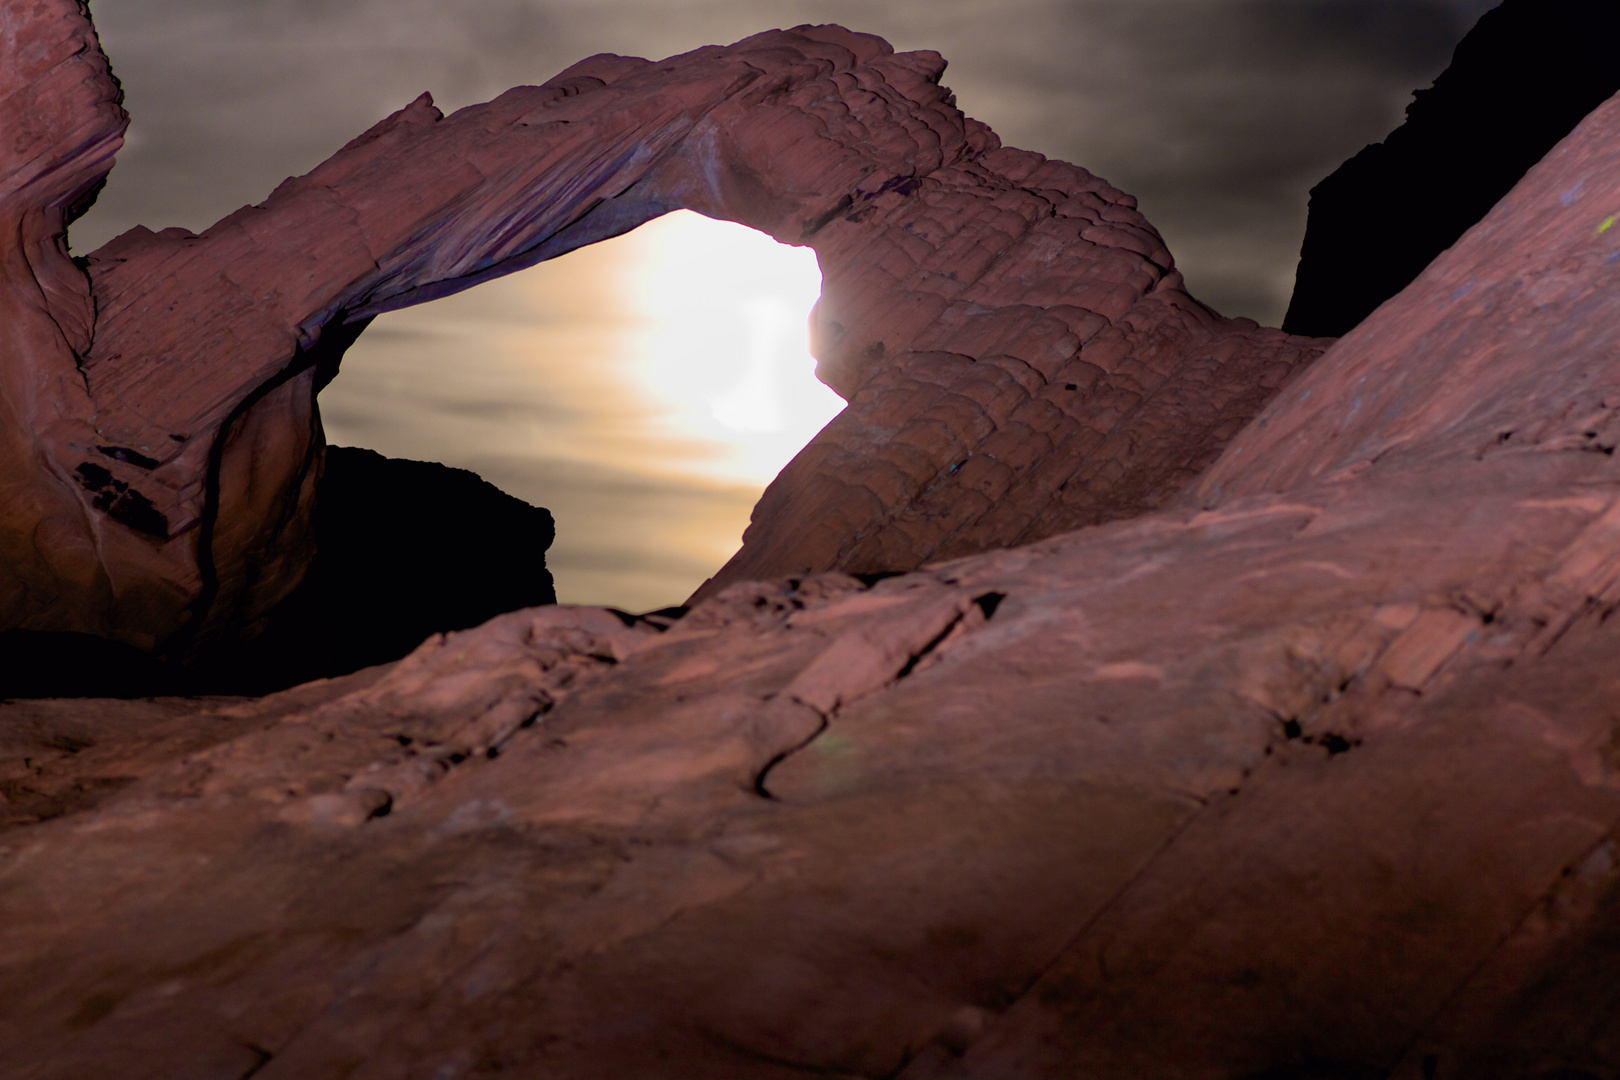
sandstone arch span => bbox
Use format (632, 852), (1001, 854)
(1, 2), (1327, 655)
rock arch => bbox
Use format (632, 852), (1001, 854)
(1, 2), (1328, 654)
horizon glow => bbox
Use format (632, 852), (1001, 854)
(319, 210), (842, 610)
(624, 210), (844, 488)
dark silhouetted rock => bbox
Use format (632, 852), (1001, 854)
(0, 448), (556, 697)
(197, 446), (558, 692)
(1283, 0), (1620, 338)
(0, 630), (184, 699)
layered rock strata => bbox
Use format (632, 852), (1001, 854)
(6, 62), (1620, 1078)
(0, 0), (1325, 657)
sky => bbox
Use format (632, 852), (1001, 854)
(73, 0), (1501, 611)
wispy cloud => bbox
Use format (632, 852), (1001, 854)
(81, 0), (1494, 321)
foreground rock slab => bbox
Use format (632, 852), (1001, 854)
(7, 76), (1620, 1077)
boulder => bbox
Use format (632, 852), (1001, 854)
(210, 445), (558, 693)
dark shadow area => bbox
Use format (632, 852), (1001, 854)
(1283, 0), (1620, 338)
(1239, 1064), (1388, 1080)
(0, 447), (557, 698)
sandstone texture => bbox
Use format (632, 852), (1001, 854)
(0, 0), (1325, 659)
(1283, 0), (1620, 338)
(6, 19), (1620, 1075)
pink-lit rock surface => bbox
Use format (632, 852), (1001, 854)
(8, 2), (1620, 1078)
(0, 1), (1324, 653)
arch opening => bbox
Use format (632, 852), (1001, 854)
(319, 210), (843, 612)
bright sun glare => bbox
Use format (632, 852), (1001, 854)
(625, 211), (844, 488)
(319, 209), (843, 609)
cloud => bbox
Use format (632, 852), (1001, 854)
(81, 0), (1496, 322)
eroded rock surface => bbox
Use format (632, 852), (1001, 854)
(0, 1), (1325, 658)
(6, 54), (1620, 1079)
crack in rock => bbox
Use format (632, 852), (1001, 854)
(752, 589), (1001, 798)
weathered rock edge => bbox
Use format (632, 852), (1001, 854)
(0, 0), (1326, 656)
(5, 66), (1620, 1078)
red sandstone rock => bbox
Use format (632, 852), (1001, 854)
(1282, 0), (1620, 338)
(11, 3), (1620, 1078)
(6, 73), (1620, 1076)
(0, 1), (1325, 655)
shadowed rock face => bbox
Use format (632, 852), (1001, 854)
(0, 447), (557, 697)
(1283, 0), (1620, 338)
(0, 1), (1325, 658)
(216, 446), (558, 692)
